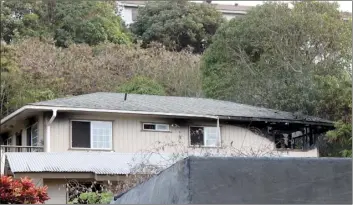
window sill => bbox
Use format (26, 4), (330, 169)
(141, 129), (172, 133)
(188, 145), (222, 149)
(69, 148), (114, 152)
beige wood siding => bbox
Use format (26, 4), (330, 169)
(48, 112), (318, 157)
(49, 114), (70, 152)
(44, 179), (67, 204)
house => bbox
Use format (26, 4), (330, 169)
(116, 1), (253, 25)
(0, 92), (333, 203)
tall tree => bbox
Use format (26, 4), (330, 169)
(0, 0), (50, 43)
(53, 1), (130, 47)
(201, 2), (352, 157)
(202, 1), (352, 116)
(131, 0), (224, 53)
(0, 1), (131, 47)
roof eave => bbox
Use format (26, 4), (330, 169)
(218, 116), (334, 127)
(1, 105), (219, 125)
(1, 105), (333, 127)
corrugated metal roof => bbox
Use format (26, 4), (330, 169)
(5, 152), (174, 175)
(32, 92), (332, 125)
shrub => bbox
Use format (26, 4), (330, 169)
(1, 38), (203, 118)
(69, 192), (113, 204)
(0, 175), (50, 204)
(117, 76), (166, 95)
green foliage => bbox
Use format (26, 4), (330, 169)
(69, 192), (113, 204)
(0, 38), (202, 118)
(54, 1), (130, 47)
(326, 121), (352, 157)
(131, 0), (224, 53)
(1, 1), (131, 46)
(318, 74), (352, 157)
(0, 41), (57, 118)
(201, 1), (352, 157)
(202, 1), (352, 115)
(0, 0), (51, 43)
(1, 42), (19, 118)
(117, 76), (166, 96)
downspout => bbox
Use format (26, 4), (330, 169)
(217, 116), (221, 146)
(45, 109), (57, 152)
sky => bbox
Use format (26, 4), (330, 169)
(198, 1), (352, 12)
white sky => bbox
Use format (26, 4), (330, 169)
(196, 1), (353, 12)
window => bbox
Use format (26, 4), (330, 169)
(131, 8), (138, 21)
(142, 123), (170, 132)
(31, 123), (38, 146)
(274, 128), (315, 150)
(71, 121), (112, 149)
(4, 137), (12, 146)
(190, 126), (219, 147)
(26, 123), (38, 146)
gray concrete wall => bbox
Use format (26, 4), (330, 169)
(190, 157), (352, 204)
(112, 157), (352, 204)
(113, 159), (190, 204)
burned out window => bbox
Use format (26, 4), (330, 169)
(275, 128), (315, 150)
(190, 126), (219, 147)
(71, 121), (112, 149)
(275, 133), (292, 149)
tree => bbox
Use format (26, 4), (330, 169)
(201, 2), (352, 157)
(0, 175), (50, 204)
(0, 1), (131, 47)
(131, 0), (224, 53)
(53, 1), (131, 47)
(318, 74), (352, 157)
(201, 1), (352, 116)
(0, 0), (50, 43)
(117, 76), (166, 96)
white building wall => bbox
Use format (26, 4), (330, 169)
(48, 112), (318, 158)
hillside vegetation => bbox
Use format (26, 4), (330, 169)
(0, 0), (351, 157)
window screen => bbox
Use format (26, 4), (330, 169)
(204, 127), (218, 147)
(91, 121), (112, 149)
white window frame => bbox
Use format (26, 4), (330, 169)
(189, 126), (221, 148)
(71, 120), (113, 150)
(142, 123), (170, 132)
(30, 123), (39, 146)
(5, 137), (12, 146)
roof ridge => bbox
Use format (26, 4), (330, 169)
(104, 92), (290, 114)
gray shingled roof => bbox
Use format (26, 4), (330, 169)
(119, 1), (253, 12)
(31, 92), (332, 125)
(5, 152), (173, 174)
